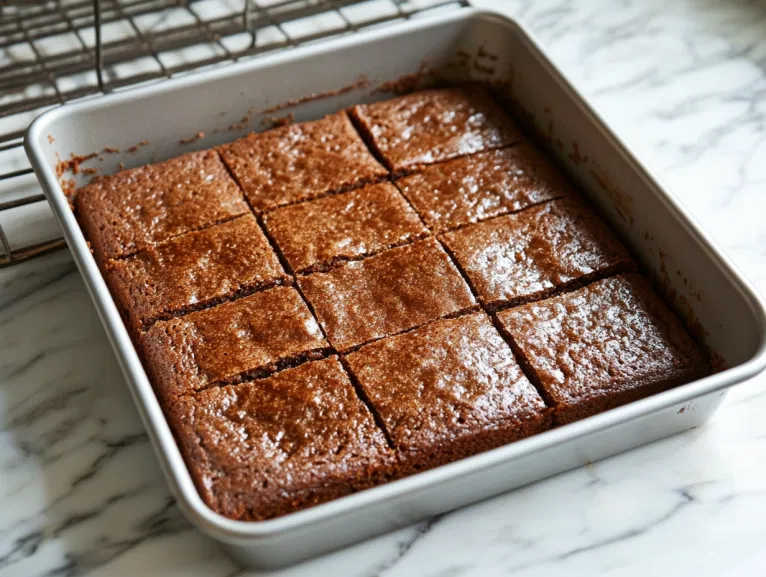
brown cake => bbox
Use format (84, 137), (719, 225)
(75, 150), (249, 262)
(169, 357), (394, 520)
(263, 182), (427, 273)
(106, 215), (289, 331)
(497, 274), (711, 424)
(346, 313), (552, 473)
(441, 198), (634, 309)
(219, 111), (387, 213)
(141, 286), (329, 404)
(298, 238), (477, 351)
(70, 85), (714, 522)
(396, 143), (573, 233)
(350, 85), (523, 173)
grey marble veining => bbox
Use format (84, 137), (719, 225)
(2, 1), (766, 575)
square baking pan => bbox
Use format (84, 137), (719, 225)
(25, 8), (766, 569)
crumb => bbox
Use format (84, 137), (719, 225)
(47, 134), (54, 144)
(56, 152), (97, 177)
(127, 140), (150, 153)
(179, 132), (205, 145)
(263, 113), (294, 129)
(228, 107), (257, 132)
(102, 147), (120, 154)
(62, 178), (76, 196)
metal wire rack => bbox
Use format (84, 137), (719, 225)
(0, 0), (470, 269)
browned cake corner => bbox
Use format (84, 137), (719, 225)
(263, 182), (428, 273)
(168, 356), (394, 521)
(74, 149), (249, 262)
(106, 215), (289, 332)
(345, 312), (552, 474)
(218, 111), (387, 213)
(396, 143), (573, 233)
(441, 197), (634, 309)
(140, 286), (329, 405)
(496, 274), (711, 425)
(349, 84), (523, 173)
(297, 238), (477, 352)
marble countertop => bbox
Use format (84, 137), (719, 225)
(2, 0), (766, 575)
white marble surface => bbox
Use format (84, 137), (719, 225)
(2, 0), (766, 575)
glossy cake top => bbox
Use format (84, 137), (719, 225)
(264, 182), (427, 273)
(498, 274), (710, 423)
(170, 357), (393, 520)
(75, 150), (249, 261)
(351, 85), (523, 172)
(298, 238), (476, 351)
(219, 111), (387, 212)
(397, 143), (572, 233)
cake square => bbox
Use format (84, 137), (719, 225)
(169, 357), (393, 520)
(345, 313), (551, 473)
(263, 182), (428, 273)
(75, 150), (249, 262)
(396, 143), (573, 233)
(441, 197), (634, 309)
(141, 286), (329, 403)
(497, 274), (711, 425)
(106, 215), (289, 332)
(298, 238), (476, 351)
(350, 85), (523, 173)
(218, 111), (387, 213)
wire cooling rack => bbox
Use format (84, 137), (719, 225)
(0, 0), (470, 268)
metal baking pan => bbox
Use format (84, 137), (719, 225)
(25, 9), (766, 569)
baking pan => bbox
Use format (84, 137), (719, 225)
(25, 9), (766, 569)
